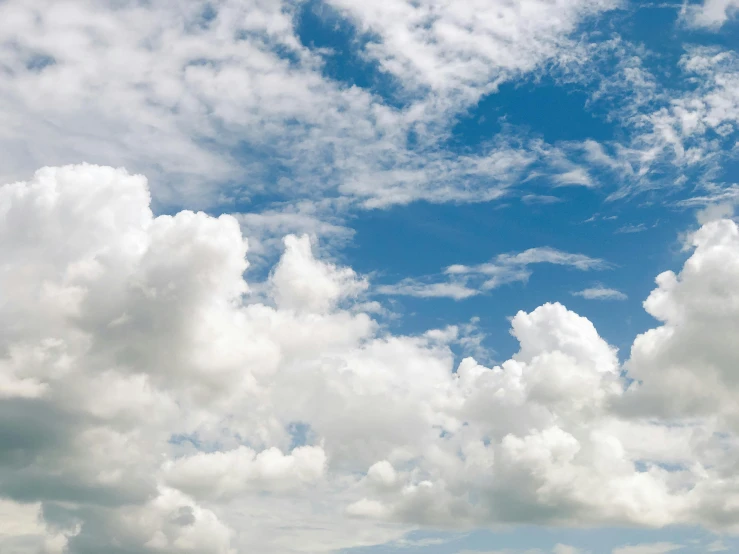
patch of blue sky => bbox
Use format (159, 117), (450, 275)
(718, 156), (739, 184)
(24, 53), (56, 72)
(216, 0), (730, 365)
(168, 433), (205, 453)
(611, 2), (685, 66)
(287, 421), (315, 450)
(347, 183), (696, 363)
(295, 0), (739, 369)
(441, 4), (691, 155)
(295, 0), (407, 106)
(446, 77), (615, 151)
(198, 2), (218, 28)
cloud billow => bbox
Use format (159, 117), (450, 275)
(2, 165), (739, 552)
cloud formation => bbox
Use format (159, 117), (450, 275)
(582, 43), (739, 201)
(377, 246), (609, 299)
(0, 0), (617, 213)
(2, 165), (739, 552)
(376, 280), (481, 300)
(449, 247), (609, 289)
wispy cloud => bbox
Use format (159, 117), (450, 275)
(457, 546), (583, 554)
(611, 542), (683, 554)
(598, 46), (739, 199)
(573, 285), (627, 300)
(553, 167), (595, 187)
(0, 0), (618, 213)
(377, 247), (609, 299)
(448, 247), (609, 290)
(376, 280), (480, 300)
(234, 200), (354, 266)
(677, 184), (739, 208)
(706, 539), (730, 552)
(615, 223), (650, 234)
(521, 194), (563, 205)
(324, 0), (618, 94)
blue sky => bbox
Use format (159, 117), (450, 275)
(287, 0), (730, 357)
(2, 1), (739, 554)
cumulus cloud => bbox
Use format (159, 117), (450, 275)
(163, 445), (327, 500)
(0, 164), (378, 552)
(621, 218), (739, 425)
(269, 234), (368, 313)
(3, 165), (739, 552)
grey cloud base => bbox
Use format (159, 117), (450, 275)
(2, 165), (739, 553)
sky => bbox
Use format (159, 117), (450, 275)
(2, 1), (739, 553)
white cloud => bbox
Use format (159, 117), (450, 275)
(269, 234), (368, 313)
(619, 218), (739, 427)
(522, 194), (564, 205)
(0, 499), (70, 554)
(164, 445), (327, 499)
(456, 545), (582, 554)
(683, 0), (739, 28)
(616, 223), (651, 234)
(324, 0), (617, 94)
(376, 247), (608, 300)
(573, 285), (628, 300)
(553, 546), (584, 554)
(4, 165), (739, 551)
(611, 542), (683, 554)
(457, 550), (544, 554)
(448, 246), (609, 290)
(0, 0), (618, 212)
(376, 279), (480, 300)
(553, 168), (594, 187)
(538, 36), (739, 203)
(492, 248), (609, 271)
(680, 196), (738, 225)
(234, 201), (354, 265)
(592, 45), (739, 199)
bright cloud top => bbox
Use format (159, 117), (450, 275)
(2, 165), (739, 553)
